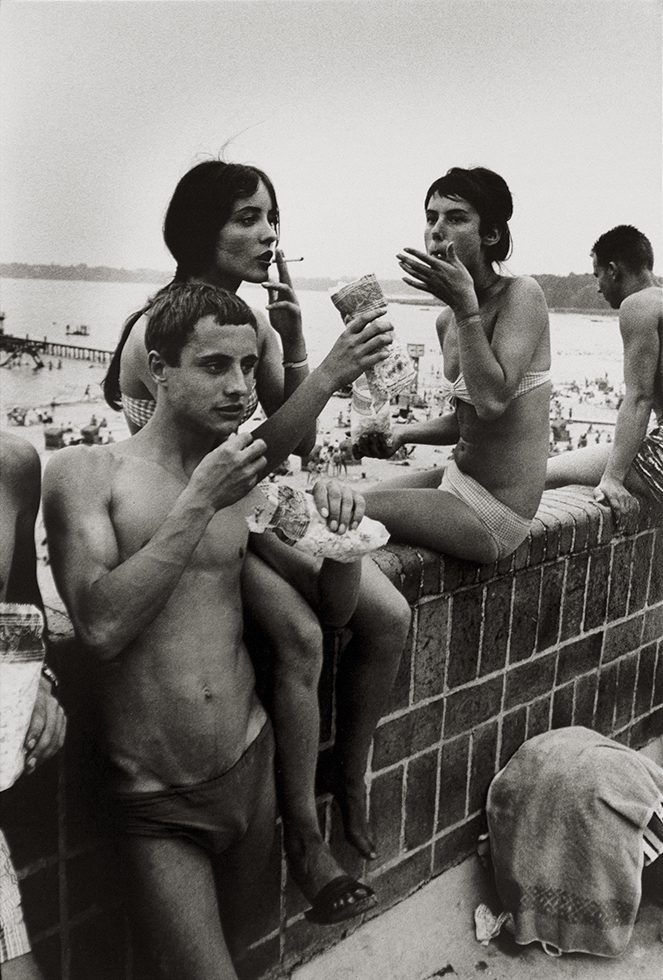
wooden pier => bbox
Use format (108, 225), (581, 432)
(0, 333), (113, 365)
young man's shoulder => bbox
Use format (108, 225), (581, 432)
(43, 443), (121, 495)
(0, 431), (40, 491)
(620, 285), (663, 324)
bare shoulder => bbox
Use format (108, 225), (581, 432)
(0, 431), (40, 498)
(621, 285), (663, 324)
(250, 306), (275, 354)
(435, 306), (454, 342)
(43, 444), (116, 502)
(506, 275), (546, 302)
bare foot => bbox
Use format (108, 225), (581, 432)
(334, 781), (377, 861)
(285, 833), (346, 903)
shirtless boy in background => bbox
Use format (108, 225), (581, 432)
(546, 225), (663, 522)
(0, 431), (66, 979)
(42, 283), (380, 979)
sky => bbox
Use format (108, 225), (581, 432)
(1, 0), (661, 279)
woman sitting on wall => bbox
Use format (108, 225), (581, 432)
(359, 167), (552, 563)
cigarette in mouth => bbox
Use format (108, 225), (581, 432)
(273, 256), (304, 263)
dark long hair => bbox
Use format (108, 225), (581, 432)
(103, 160), (278, 411)
(425, 166), (513, 263)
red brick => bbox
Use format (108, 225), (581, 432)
(432, 812), (484, 877)
(629, 533), (654, 613)
(504, 652), (556, 710)
(608, 538), (634, 621)
(468, 721), (498, 813)
(557, 633), (602, 684)
(442, 554), (479, 593)
(561, 554), (590, 640)
(369, 765), (404, 865)
(552, 683), (574, 730)
(444, 676), (504, 738)
(448, 587), (483, 687)
(509, 567), (541, 663)
(437, 734), (470, 831)
(627, 705), (663, 750)
(536, 562), (565, 651)
(413, 596), (449, 701)
(654, 644), (663, 707)
(499, 707), (527, 768)
(643, 603), (663, 646)
(480, 578), (512, 676)
(573, 672), (597, 728)
(404, 750), (438, 851)
(603, 614), (645, 663)
(373, 701), (443, 770)
(635, 643), (657, 717)
(648, 529), (663, 604)
(615, 652), (638, 728)
(527, 695), (552, 739)
(583, 547), (610, 630)
(595, 661), (619, 735)
(371, 845), (432, 912)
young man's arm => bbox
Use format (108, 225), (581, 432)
(596, 295), (660, 516)
(43, 435), (266, 662)
(251, 309), (393, 473)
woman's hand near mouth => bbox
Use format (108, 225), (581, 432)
(396, 243), (477, 316)
(261, 248), (304, 352)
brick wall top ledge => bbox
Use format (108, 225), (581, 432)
(371, 487), (663, 603)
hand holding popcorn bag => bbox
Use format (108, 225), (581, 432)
(0, 604), (45, 791)
(331, 274), (416, 408)
(245, 482), (390, 561)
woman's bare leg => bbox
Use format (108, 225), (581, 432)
(364, 486), (502, 563)
(545, 444), (610, 488)
(242, 551), (348, 900)
(333, 558), (411, 858)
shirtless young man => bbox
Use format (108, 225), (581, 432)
(42, 284), (382, 979)
(0, 432), (66, 980)
(546, 226), (663, 523)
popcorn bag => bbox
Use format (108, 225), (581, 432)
(331, 274), (416, 406)
(0, 604), (45, 791)
(246, 482), (390, 561)
(350, 375), (394, 460)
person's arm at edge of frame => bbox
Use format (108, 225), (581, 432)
(594, 295), (659, 514)
(250, 309), (393, 476)
(4, 441), (67, 773)
(42, 435), (265, 663)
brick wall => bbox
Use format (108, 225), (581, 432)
(2, 486), (662, 979)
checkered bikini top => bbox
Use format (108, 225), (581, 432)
(439, 369), (551, 410)
(121, 386), (259, 430)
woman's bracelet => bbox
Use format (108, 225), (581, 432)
(283, 357), (308, 369)
(455, 311), (481, 328)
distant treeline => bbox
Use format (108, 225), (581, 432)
(0, 263), (613, 313)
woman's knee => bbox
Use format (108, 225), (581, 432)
(271, 608), (323, 685)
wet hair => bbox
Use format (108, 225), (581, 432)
(145, 282), (256, 367)
(592, 225), (654, 273)
(103, 159), (278, 410)
(424, 167), (513, 263)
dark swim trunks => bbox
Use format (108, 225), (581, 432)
(106, 721), (275, 854)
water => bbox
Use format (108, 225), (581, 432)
(0, 276), (623, 412)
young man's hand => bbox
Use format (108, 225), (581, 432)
(24, 674), (66, 774)
(312, 478), (366, 533)
(189, 432), (267, 511)
(593, 476), (638, 527)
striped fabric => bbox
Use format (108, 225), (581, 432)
(632, 425), (663, 504)
(121, 386), (260, 431)
(0, 830), (30, 963)
(643, 801), (663, 866)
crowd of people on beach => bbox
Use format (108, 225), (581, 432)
(1, 158), (661, 979)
